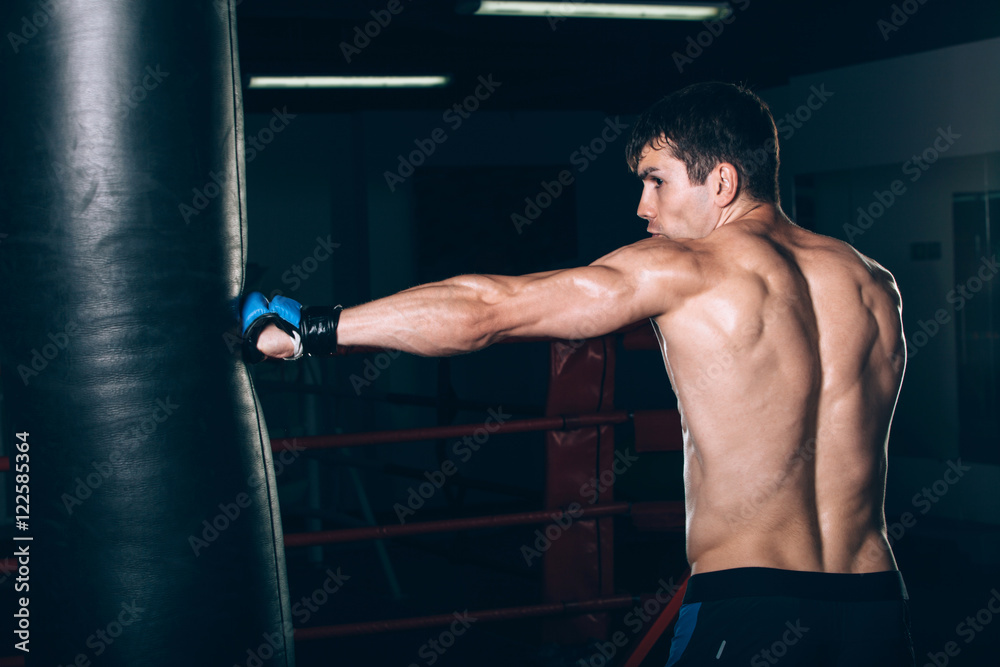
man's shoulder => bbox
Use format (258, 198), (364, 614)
(772, 226), (903, 310)
(795, 229), (899, 290)
(603, 235), (708, 271)
(604, 230), (763, 290)
(595, 236), (710, 304)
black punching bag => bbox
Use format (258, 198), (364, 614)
(0, 1), (294, 665)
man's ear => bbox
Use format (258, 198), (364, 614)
(712, 162), (739, 207)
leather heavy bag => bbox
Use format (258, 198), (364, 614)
(0, 1), (294, 664)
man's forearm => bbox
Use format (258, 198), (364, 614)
(336, 275), (503, 356)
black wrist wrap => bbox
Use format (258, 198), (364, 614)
(300, 305), (343, 356)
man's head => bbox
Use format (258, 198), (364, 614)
(625, 82), (780, 238)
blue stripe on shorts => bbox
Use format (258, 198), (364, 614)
(665, 602), (701, 667)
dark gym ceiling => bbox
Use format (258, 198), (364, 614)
(237, 0), (1000, 115)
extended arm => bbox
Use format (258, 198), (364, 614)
(255, 236), (702, 358)
(338, 267), (639, 355)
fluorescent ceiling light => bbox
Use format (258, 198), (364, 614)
(469, 1), (730, 20)
(248, 76), (451, 89)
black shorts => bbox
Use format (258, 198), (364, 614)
(664, 567), (915, 667)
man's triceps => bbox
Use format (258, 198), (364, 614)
(491, 264), (652, 342)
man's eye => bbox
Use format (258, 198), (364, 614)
(654, 178), (663, 186)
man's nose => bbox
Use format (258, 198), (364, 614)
(637, 191), (655, 222)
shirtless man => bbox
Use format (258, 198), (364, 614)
(241, 82), (914, 665)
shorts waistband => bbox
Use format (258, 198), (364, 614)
(683, 567), (909, 603)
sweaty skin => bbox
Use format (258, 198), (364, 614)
(256, 143), (906, 575)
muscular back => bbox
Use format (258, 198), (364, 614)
(651, 217), (905, 574)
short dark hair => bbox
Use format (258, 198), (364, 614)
(625, 82), (780, 204)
